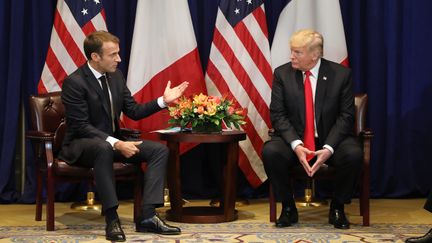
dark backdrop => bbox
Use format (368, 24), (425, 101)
(1, 0), (431, 203)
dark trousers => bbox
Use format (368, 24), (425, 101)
(74, 138), (168, 211)
(262, 135), (362, 205)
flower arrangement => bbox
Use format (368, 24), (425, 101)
(168, 93), (246, 133)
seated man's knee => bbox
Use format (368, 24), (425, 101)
(94, 141), (114, 156)
(262, 141), (286, 164)
(262, 142), (275, 162)
(344, 146), (363, 169)
(149, 142), (169, 160)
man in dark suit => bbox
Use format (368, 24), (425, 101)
(262, 29), (362, 229)
(59, 31), (189, 241)
(406, 192), (432, 242)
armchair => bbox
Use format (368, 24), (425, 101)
(26, 91), (144, 231)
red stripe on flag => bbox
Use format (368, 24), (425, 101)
(233, 21), (272, 86)
(82, 19), (97, 36)
(252, 7), (269, 40)
(45, 47), (68, 87)
(212, 28), (271, 128)
(37, 79), (48, 94)
(54, 9), (87, 66)
(101, 9), (106, 21)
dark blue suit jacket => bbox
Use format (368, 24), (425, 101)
(59, 64), (162, 164)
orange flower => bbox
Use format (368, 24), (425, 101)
(193, 93), (208, 106)
(208, 95), (221, 105)
(227, 106), (235, 115)
(235, 108), (247, 117)
(195, 106), (205, 115)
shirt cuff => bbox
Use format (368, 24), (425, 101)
(106, 136), (119, 149)
(290, 139), (303, 151)
(323, 144), (334, 154)
(157, 96), (167, 108)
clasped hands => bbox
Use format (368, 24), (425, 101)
(294, 145), (332, 177)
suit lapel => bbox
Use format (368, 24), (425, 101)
(315, 59), (331, 127)
(82, 65), (111, 117)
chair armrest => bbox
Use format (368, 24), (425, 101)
(359, 128), (374, 140)
(268, 128), (275, 136)
(26, 130), (56, 169)
(120, 128), (141, 139)
(26, 130), (55, 141)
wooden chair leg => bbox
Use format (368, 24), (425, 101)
(269, 185), (276, 222)
(35, 170), (43, 221)
(361, 167), (370, 226)
(46, 176), (55, 231)
(359, 172), (364, 216)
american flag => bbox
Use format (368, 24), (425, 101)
(38, 0), (107, 93)
(205, 0), (272, 187)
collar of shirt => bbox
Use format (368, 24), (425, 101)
(303, 58), (321, 79)
(87, 62), (104, 80)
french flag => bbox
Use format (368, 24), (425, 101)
(124, 0), (207, 142)
(270, 0), (349, 69)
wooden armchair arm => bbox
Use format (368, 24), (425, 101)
(26, 130), (55, 141)
(268, 128), (275, 136)
(360, 128), (374, 139)
(26, 130), (55, 170)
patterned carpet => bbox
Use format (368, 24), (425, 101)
(0, 222), (428, 243)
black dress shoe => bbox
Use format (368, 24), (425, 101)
(276, 206), (298, 228)
(406, 228), (432, 243)
(329, 209), (350, 229)
(136, 214), (181, 235)
(105, 218), (126, 242)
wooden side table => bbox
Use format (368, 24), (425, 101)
(157, 130), (246, 223)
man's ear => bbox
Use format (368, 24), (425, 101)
(90, 52), (100, 61)
(312, 51), (320, 61)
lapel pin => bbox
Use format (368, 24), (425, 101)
(323, 76), (327, 80)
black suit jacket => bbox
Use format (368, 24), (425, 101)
(59, 64), (162, 164)
(270, 58), (355, 150)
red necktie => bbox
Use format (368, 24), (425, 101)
(304, 70), (315, 161)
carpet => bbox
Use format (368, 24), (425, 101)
(0, 222), (428, 243)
